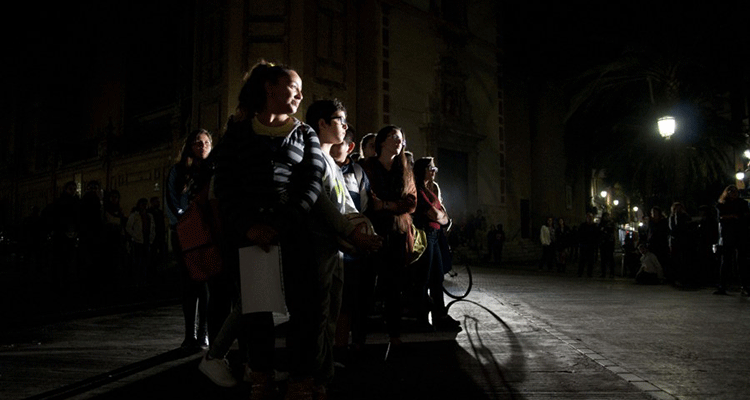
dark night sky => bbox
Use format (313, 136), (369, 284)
(7, 2), (746, 94)
(502, 1), (748, 84)
(3, 1), (747, 130)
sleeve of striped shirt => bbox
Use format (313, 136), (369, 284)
(274, 123), (325, 221)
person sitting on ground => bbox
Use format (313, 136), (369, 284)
(635, 244), (663, 285)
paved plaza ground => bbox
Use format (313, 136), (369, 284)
(2, 263), (749, 399)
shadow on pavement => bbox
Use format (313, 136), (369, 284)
(80, 341), (499, 400)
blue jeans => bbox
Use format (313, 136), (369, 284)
(412, 228), (447, 319)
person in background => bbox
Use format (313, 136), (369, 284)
(714, 185), (750, 295)
(411, 156), (460, 331)
(404, 150), (415, 169)
(358, 132), (377, 163)
(329, 126), (374, 361)
(539, 217), (555, 271)
(165, 129), (215, 352)
(635, 244), (663, 284)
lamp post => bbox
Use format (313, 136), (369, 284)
(657, 116), (678, 205)
(658, 116), (676, 139)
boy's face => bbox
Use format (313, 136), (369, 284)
(329, 140), (350, 163)
(319, 110), (347, 145)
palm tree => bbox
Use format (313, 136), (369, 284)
(564, 47), (744, 211)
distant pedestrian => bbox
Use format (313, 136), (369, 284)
(714, 185), (750, 296)
(539, 217), (555, 270)
(635, 244), (663, 284)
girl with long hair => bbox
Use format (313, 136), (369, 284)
(411, 157), (460, 331)
(362, 125), (417, 348)
(166, 129), (215, 351)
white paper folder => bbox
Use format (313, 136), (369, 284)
(238, 245), (287, 315)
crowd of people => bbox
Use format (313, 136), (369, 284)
(5, 60), (501, 400)
(10, 59), (750, 399)
(163, 61), (470, 399)
(16, 179), (169, 301)
(538, 187), (750, 296)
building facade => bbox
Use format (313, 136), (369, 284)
(3, 0), (589, 260)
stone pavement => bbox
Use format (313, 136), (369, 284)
(2, 264), (749, 400)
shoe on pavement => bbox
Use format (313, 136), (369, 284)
(199, 354), (238, 388)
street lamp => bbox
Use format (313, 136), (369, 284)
(613, 199), (620, 206)
(600, 190), (608, 198)
(658, 116), (676, 139)
(737, 171), (746, 181)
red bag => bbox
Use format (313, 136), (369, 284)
(176, 189), (223, 281)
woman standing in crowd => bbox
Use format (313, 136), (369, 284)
(362, 126), (417, 349)
(165, 129), (215, 350)
(411, 157), (460, 331)
(211, 61), (314, 397)
(714, 185), (750, 296)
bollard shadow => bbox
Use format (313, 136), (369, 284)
(446, 298), (528, 400)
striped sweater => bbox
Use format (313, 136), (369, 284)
(212, 116), (324, 245)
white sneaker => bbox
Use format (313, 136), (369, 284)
(199, 354), (238, 388)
